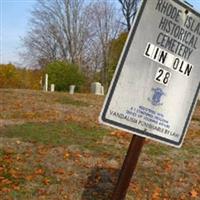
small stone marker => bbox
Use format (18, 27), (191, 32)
(44, 74), (48, 92)
(69, 85), (76, 94)
(91, 82), (104, 95)
(101, 86), (104, 96)
(40, 76), (43, 89)
(50, 84), (55, 92)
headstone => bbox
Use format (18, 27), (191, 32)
(50, 84), (55, 92)
(69, 85), (76, 94)
(91, 82), (104, 95)
(44, 74), (48, 92)
(101, 86), (104, 96)
(40, 76), (43, 89)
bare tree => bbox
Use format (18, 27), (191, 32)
(22, 0), (90, 66)
(86, 0), (122, 88)
(118, 0), (140, 31)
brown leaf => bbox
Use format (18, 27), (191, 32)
(0, 167), (4, 173)
(164, 163), (172, 172)
(63, 152), (70, 159)
(12, 185), (20, 191)
(37, 188), (47, 195)
(25, 175), (34, 181)
(1, 178), (12, 185)
(53, 168), (65, 175)
(9, 169), (20, 179)
(152, 187), (161, 200)
(16, 140), (21, 145)
(43, 178), (50, 185)
(35, 168), (44, 175)
(1, 187), (11, 193)
(190, 189), (198, 198)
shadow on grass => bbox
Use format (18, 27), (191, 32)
(81, 167), (119, 200)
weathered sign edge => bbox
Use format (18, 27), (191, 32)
(99, 0), (200, 148)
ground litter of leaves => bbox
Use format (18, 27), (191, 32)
(0, 89), (199, 200)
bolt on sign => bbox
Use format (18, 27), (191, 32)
(99, 0), (200, 148)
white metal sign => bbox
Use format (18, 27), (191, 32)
(99, 0), (200, 148)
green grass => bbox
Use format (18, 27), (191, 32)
(55, 96), (89, 107)
(144, 143), (169, 156)
(0, 149), (5, 157)
(0, 122), (112, 154)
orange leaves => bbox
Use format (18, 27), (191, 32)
(34, 168), (45, 175)
(12, 185), (20, 191)
(37, 188), (47, 196)
(53, 168), (65, 175)
(163, 161), (173, 173)
(0, 187), (11, 193)
(25, 175), (34, 181)
(152, 187), (161, 200)
(8, 169), (21, 179)
(1, 178), (12, 185)
(37, 146), (48, 156)
(0, 167), (4, 174)
(2, 155), (13, 164)
(63, 152), (70, 160)
(190, 189), (198, 198)
(110, 131), (129, 139)
(43, 178), (50, 185)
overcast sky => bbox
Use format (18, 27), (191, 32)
(0, 0), (200, 66)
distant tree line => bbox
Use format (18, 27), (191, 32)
(21, 0), (140, 90)
(0, 64), (41, 90)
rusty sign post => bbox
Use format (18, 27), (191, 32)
(111, 135), (145, 200)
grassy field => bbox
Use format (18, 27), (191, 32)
(0, 89), (199, 200)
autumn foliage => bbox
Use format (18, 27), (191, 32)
(0, 64), (42, 90)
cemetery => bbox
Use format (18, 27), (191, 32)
(0, 0), (200, 199)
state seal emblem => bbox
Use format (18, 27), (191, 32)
(148, 87), (165, 106)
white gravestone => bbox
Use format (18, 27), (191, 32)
(69, 85), (76, 94)
(101, 86), (104, 96)
(50, 84), (55, 92)
(91, 82), (104, 95)
(44, 74), (48, 92)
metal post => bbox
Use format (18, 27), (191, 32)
(112, 135), (145, 200)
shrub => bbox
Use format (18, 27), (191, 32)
(44, 61), (85, 91)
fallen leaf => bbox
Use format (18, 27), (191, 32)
(190, 189), (198, 198)
(1, 178), (12, 185)
(53, 168), (65, 175)
(37, 188), (47, 195)
(1, 187), (11, 193)
(35, 168), (44, 175)
(25, 175), (34, 181)
(43, 178), (50, 185)
(64, 152), (70, 159)
(152, 187), (161, 200)
(0, 167), (4, 173)
(163, 162), (172, 172)
(16, 140), (21, 145)
(12, 185), (20, 191)
(9, 169), (20, 178)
